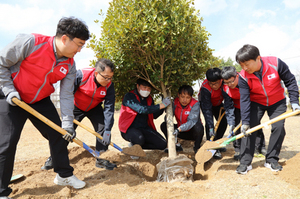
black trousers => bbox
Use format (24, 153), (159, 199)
(204, 105), (228, 141)
(0, 97), (73, 196)
(240, 99), (286, 165)
(73, 104), (108, 152)
(233, 108), (265, 152)
(160, 120), (204, 153)
(121, 126), (167, 150)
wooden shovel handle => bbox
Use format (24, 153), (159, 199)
(235, 109), (298, 140)
(73, 119), (123, 152)
(12, 97), (100, 158)
(210, 107), (225, 141)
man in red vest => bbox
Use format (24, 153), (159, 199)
(236, 44), (300, 175)
(160, 85), (204, 153)
(199, 68), (228, 159)
(41, 58), (117, 171)
(119, 79), (170, 157)
(0, 17), (90, 197)
(221, 66), (266, 160)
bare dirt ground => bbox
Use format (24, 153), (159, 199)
(9, 110), (300, 199)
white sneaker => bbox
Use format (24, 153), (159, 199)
(0, 197), (12, 199)
(54, 174), (86, 189)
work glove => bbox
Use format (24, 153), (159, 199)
(173, 128), (180, 136)
(6, 91), (21, 106)
(162, 97), (171, 107)
(228, 125), (234, 136)
(62, 127), (76, 142)
(209, 128), (215, 137)
(241, 124), (250, 137)
(291, 103), (300, 112)
(102, 131), (111, 145)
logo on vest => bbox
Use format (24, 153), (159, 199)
(60, 67), (67, 75)
(185, 111), (190, 115)
(267, 73), (276, 80)
(100, 91), (106, 95)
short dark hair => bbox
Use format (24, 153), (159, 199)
(56, 16), (90, 41)
(221, 66), (237, 80)
(206, 68), (222, 82)
(178, 85), (193, 97)
(136, 78), (152, 88)
(95, 58), (115, 73)
(236, 44), (260, 64)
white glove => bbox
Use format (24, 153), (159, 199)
(162, 97), (171, 107)
(291, 103), (300, 111)
(102, 131), (111, 145)
(228, 125), (234, 135)
(241, 124), (250, 137)
(6, 91), (21, 106)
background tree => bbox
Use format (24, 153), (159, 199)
(219, 57), (242, 72)
(89, 0), (217, 157)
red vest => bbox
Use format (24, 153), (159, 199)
(200, 79), (223, 106)
(74, 68), (112, 111)
(11, 34), (73, 104)
(174, 97), (198, 127)
(118, 90), (156, 133)
(239, 56), (285, 106)
(223, 84), (240, 109)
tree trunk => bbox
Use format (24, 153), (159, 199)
(161, 84), (176, 158)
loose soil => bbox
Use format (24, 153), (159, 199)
(9, 111), (300, 198)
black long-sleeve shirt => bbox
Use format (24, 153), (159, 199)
(239, 58), (299, 124)
(122, 89), (164, 129)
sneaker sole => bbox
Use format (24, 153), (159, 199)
(236, 165), (252, 175)
(264, 162), (282, 172)
(54, 178), (85, 189)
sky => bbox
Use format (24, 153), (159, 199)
(1, 0), (300, 76)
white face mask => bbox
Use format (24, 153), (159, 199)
(139, 89), (150, 98)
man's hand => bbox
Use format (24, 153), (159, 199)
(6, 91), (21, 106)
(291, 103), (300, 112)
(62, 127), (76, 142)
(102, 131), (111, 145)
(209, 128), (215, 137)
(241, 124), (250, 137)
(173, 128), (180, 136)
(162, 97), (171, 107)
(228, 125), (234, 136)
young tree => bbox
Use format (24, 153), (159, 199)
(89, 0), (217, 157)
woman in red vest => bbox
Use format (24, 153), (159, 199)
(160, 85), (204, 153)
(236, 44), (300, 175)
(119, 79), (170, 156)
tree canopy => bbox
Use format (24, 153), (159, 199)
(88, 0), (218, 101)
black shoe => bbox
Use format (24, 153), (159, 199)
(264, 162), (282, 171)
(219, 147), (227, 152)
(164, 143), (183, 153)
(236, 164), (252, 175)
(213, 150), (222, 159)
(96, 159), (117, 170)
(233, 152), (240, 160)
(41, 156), (53, 170)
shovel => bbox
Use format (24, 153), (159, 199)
(207, 107), (226, 157)
(73, 119), (146, 157)
(12, 97), (100, 159)
(206, 109), (299, 150)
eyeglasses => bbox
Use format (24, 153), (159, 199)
(98, 73), (113, 81)
(223, 76), (236, 85)
(71, 39), (85, 50)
